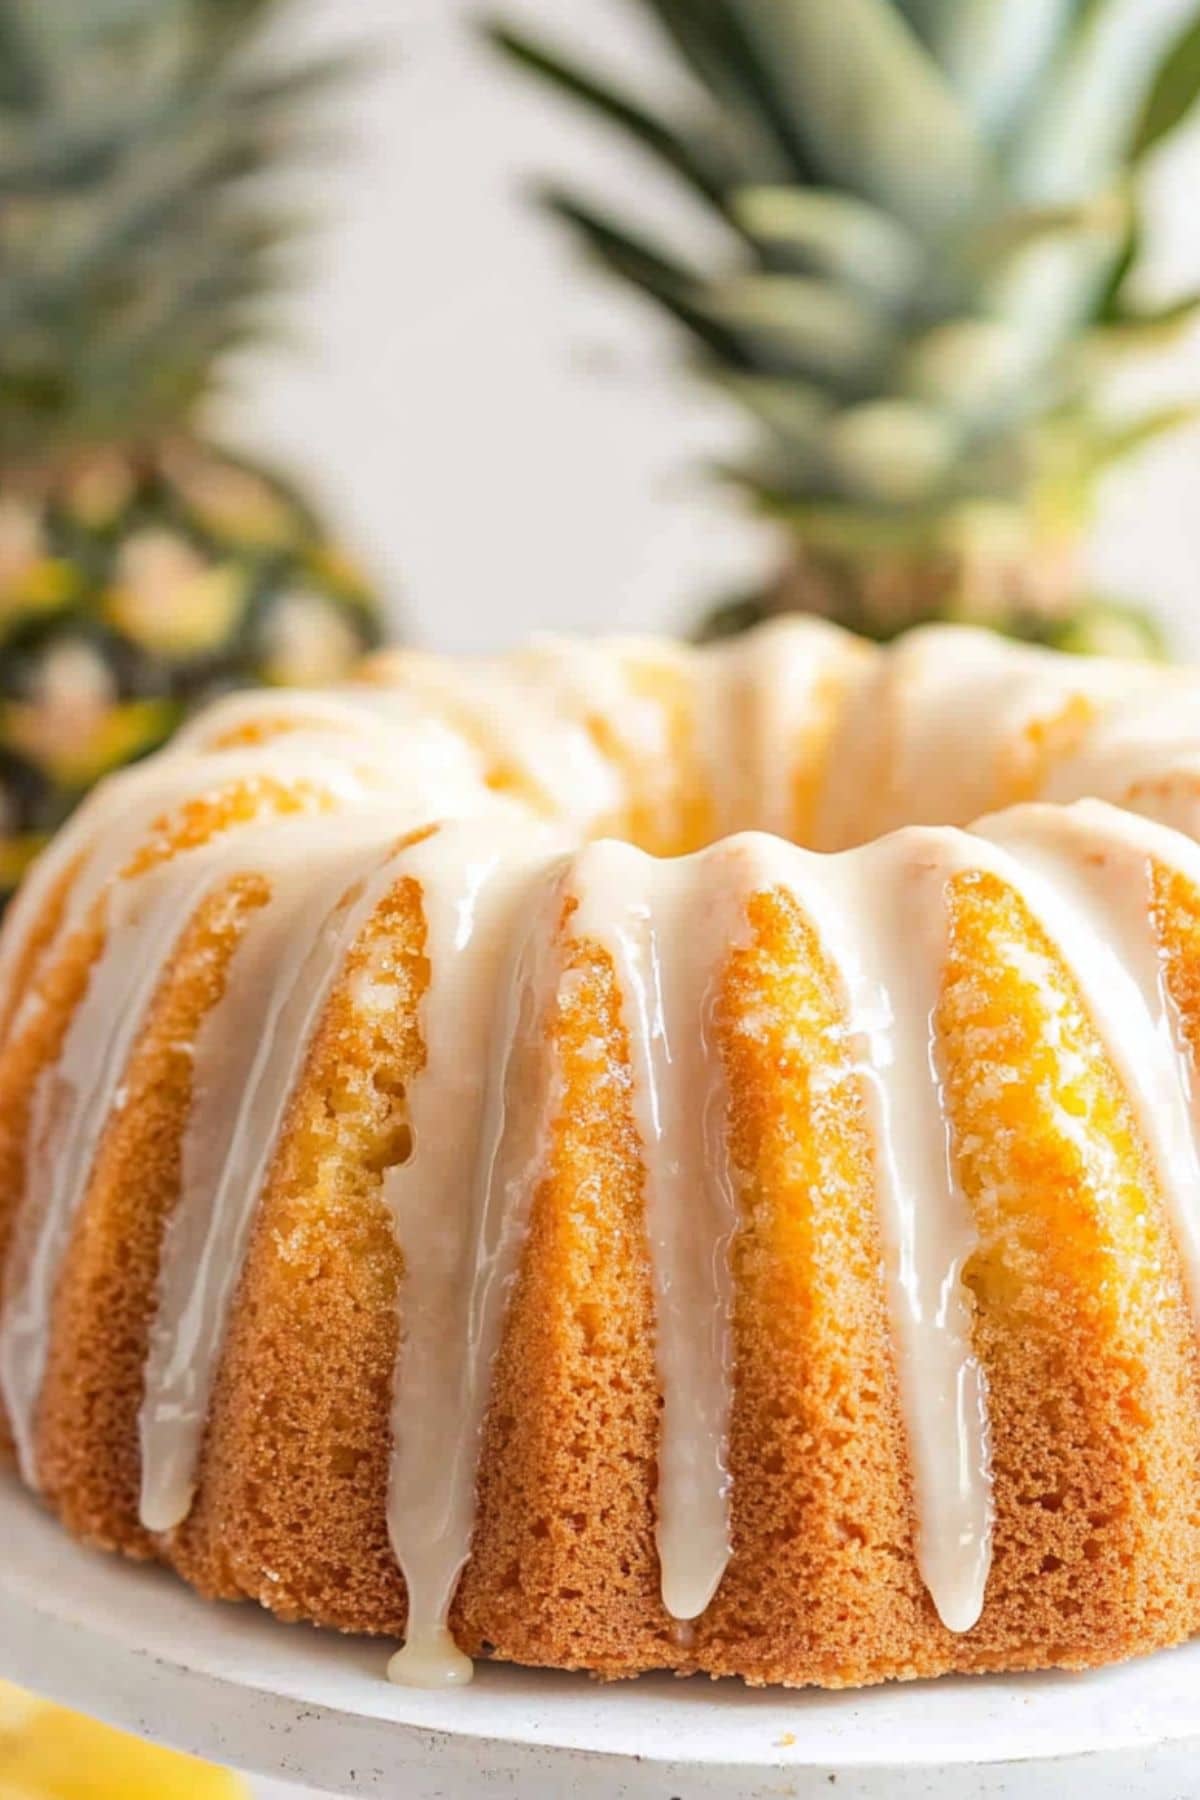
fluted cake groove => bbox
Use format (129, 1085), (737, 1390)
(4, 619), (1200, 1688)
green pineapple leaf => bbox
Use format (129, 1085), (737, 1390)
(1096, 290), (1200, 349)
(0, 0), (386, 903)
(1084, 402), (1200, 470)
(900, 0), (1086, 141)
(0, 0), (356, 468)
(732, 0), (991, 233)
(705, 272), (894, 386)
(539, 189), (752, 364)
(730, 187), (924, 301)
(489, 0), (1200, 653)
(482, 24), (734, 207)
(1011, 0), (1200, 197)
(636, 0), (823, 178)
(1130, 9), (1200, 158)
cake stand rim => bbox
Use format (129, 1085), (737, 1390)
(3, 1471), (1200, 1794)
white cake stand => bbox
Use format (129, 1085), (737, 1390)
(2, 1474), (1199, 1800)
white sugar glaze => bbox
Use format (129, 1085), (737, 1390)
(8, 621), (1200, 1687)
(0, 739), (391, 1042)
(776, 829), (994, 1634)
(0, 847), (242, 1485)
(570, 840), (745, 1624)
(138, 817), (429, 1533)
(384, 819), (567, 1689)
(978, 800), (1200, 1323)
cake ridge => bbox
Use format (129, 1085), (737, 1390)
(386, 821), (570, 1689)
(139, 817), (441, 1533)
(569, 836), (745, 1627)
(6, 622), (1200, 1689)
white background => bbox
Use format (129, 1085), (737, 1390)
(216, 0), (1200, 657)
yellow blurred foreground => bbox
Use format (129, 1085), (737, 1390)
(0, 1681), (245, 1799)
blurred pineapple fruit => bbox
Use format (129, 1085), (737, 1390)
(0, 1), (383, 895)
(490, 0), (1200, 656)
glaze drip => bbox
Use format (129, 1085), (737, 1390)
(1, 852), (229, 1484)
(383, 822), (566, 1688)
(978, 802), (1200, 1323)
(139, 819), (415, 1532)
(732, 832), (995, 1634)
(570, 839), (744, 1623)
(10, 622), (1200, 1690)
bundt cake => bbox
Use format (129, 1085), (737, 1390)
(6, 618), (1200, 1690)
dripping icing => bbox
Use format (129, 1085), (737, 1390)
(748, 830), (995, 1634)
(18, 620), (1200, 1686)
(138, 819), (432, 1531)
(569, 838), (744, 1623)
(0, 852), (232, 1484)
(386, 831), (568, 1687)
(978, 800), (1200, 1323)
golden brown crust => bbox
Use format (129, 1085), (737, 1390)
(695, 889), (938, 1685)
(9, 806), (1200, 1685)
(940, 872), (1200, 1674)
(0, 911), (106, 1454)
(456, 916), (675, 1674)
(171, 876), (426, 1631)
(34, 876), (270, 1554)
(0, 778), (337, 1454)
(0, 852), (81, 1044)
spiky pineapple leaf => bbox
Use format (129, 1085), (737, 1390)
(490, 0), (1200, 584)
(1013, 0), (1200, 198)
(0, 0), (359, 467)
(1085, 402), (1200, 468)
(482, 24), (734, 207)
(0, 6), (42, 110)
(0, 120), (139, 195)
(707, 272), (894, 384)
(636, 0), (772, 103)
(966, 190), (1129, 268)
(636, 0), (821, 179)
(900, 0), (1084, 142)
(540, 189), (752, 366)
(1130, 10), (1200, 158)
(733, 0), (991, 234)
(731, 186), (924, 301)
(1095, 291), (1200, 348)
(1091, 207), (1141, 322)
(713, 372), (831, 443)
(822, 398), (960, 505)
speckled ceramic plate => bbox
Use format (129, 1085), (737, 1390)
(2, 1474), (1198, 1798)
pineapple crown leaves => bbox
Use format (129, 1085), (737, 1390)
(486, 0), (1200, 521)
(0, 0), (365, 470)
